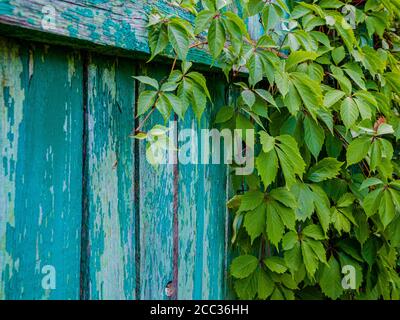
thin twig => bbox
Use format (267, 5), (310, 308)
(136, 107), (156, 132)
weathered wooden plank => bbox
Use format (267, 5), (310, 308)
(177, 75), (229, 299)
(0, 0), (216, 67)
(201, 75), (229, 299)
(138, 64), (175, 300)
(0, 36), (83, 299)
(83, 54), (136, 300)
(177, 107), (201, 299)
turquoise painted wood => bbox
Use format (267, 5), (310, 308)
(0, 0), (215, 67)
(0, 36), (83, 299)
(137, 64), (175, 300)
(83, 54), (136, 299)
(0, 0), (268, 300)
(177, 75), (230, 300)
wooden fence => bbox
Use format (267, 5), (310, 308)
(0, 0), (262, 299)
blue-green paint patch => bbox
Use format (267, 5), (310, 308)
(0, 1), (13, 15)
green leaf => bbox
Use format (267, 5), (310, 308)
(272, 200), (296, 230)
(346, 136), (371, 167)
(257, 269), (275, 299)
(208, 18), (226, 58)
(301, 239), (319, 279)
(291, 182), (315, 221)
(186, 72), (212, 101)
(262, 3), (283, 31)
(168, 22), (190, 60)
(259, 131), (275, 153)
(231, 255), (259, 279)
(307, 238), (327, 264)
(331, 208), (351, 235)
(310, 184), (332, 233)
(359, 177), (383, 190)
(241, 89), (256, 108)
(303, 224), (325, 240)
(270, 188), (297, 209)
(363, 187), (383, 217)
(304, 116), (325, 159)
(133, 76), (159, 90)
(160, 81), (179, 92)
(337, 193), (355, 208)
(215, 105), (234, 123)
(266, 201), (285, 248)
(194, 10), (214, 34)
(341, 97), (359, 129)
(275, 68), (290, 97)
(281, 273), (298, 290)
(255, 89), (278, 108)
(307, 157), (343, 182)
(284, 242), (302, 274)
(275, 135), (306, 188)
(286, 51), (319, 72)
(248, 54), (263, 87)
(324, 90), (345, 108)
(331, 68), (352, 95)
(284, 82), (301, 115)
(234, 273), (257, 299)
(332, 46), (346, 65)
(282, 231), (298, 250)
(319, 256), (344, 300)
(238, 190), (264, 212)
(164, 93), (185, 119)
(137, 91), (157, 116)
(244, 204), (266, 243)
(344, 68), (366, 90)
(148, 24), (169, 61)
(291, 72), (323, 116)
(191, 84), (207, 121)
(264, 257), (288, 274)
(379, 190), (396, 228)
(256, 150), (278, 190)
(223, 11), (249, 38)
(156, 93), (173, 120)
(246, 0), (265, 16)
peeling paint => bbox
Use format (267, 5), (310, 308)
(0, 37), (25, 299)
(0, 37), (83, 300)
(84, 54), (136, 300)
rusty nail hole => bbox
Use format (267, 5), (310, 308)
(165, 281), (175, 297)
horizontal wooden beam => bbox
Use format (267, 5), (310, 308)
(0, 0), (218, 66)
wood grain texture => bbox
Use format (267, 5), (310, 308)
(200, 75), (229, 299)
(0, 36), (83, 299)
(137, 64), (175, 300)
(177, 74), (229, 299)
(83, 54), (136, 300)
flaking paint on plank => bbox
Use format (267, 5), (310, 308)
(138, 64), (175, 300)
(0, 37), (83, 299)
(177, 109), (201, 299)
(202, 75), (229, 299)
(177, 74), (229, 299)
(84, 54), (136, 299)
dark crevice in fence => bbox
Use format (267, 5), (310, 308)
(172, 113), (179, 300)
(133, 64), (141, 300)
(79, 51), (90, 300)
